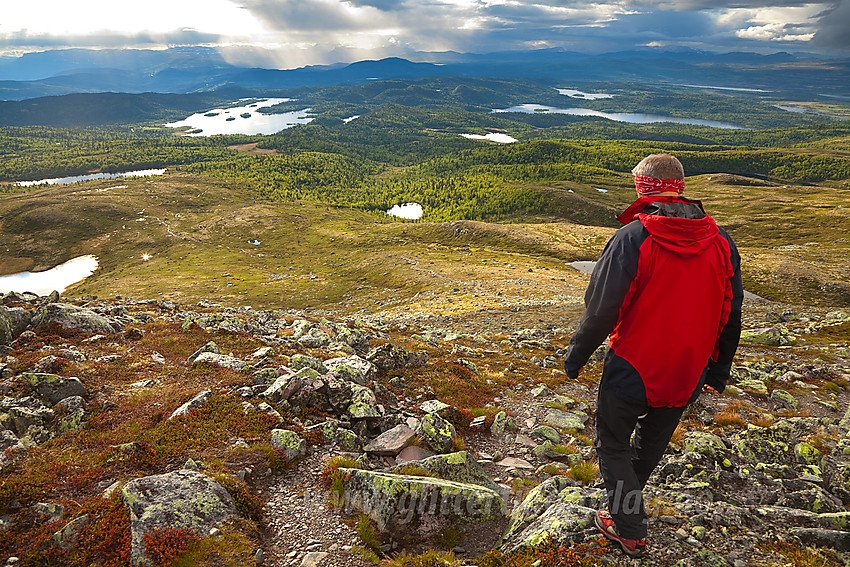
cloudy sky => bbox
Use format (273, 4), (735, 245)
(1, 0), (847, 68)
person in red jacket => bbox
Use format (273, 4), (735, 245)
(564, 153), (742, 558)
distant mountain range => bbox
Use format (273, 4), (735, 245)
(1, 46), (848, 101)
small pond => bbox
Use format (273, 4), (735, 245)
(15, 169), (165, 187)
(0, 255), (99, 295)
(165, 98), (314, 136)
(387, 203), (423, 220)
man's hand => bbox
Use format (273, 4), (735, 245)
(703, 384), (718, 394)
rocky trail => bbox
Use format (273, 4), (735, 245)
(1, 289), (849, 566)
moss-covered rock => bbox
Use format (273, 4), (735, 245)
(543, 408), (588, 431)
(740, 326), (794, 346)
(794, 442), (822, 466)
(121, 470), (237, 566)
(683, 431), (727, 459)
(32, 303), (119, 335)
(340, 469), (504, 536)
(771, 388), (798, 409)
(347, 383), (380, 419)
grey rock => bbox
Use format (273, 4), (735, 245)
(324, 355), (375, 384)
(121, 470), (238, 566)
(396, 446), (436, 463)
(298, 328), (332, 348)
(418, 412), (457, 454)
(341, 469), (504, 536)
(543, 408), (588, 431)
(187, 341), (220, 363)
(0, 306), (31, 344)
(387, 451), (501, 493)
(347, 383), (380, 419)
(0, 430), (26, 469)
(32, 303), (119, 335)
(365, 424), (416, 456)
(366, 343), (429, 372)
(270, 429), (306, 461)
(531, 426), (561, 444)
(52, 514), (90, 550)
(289, 354), (328, 374)
(771, 389), (798, 409)
(22, 373), (87, 405)
(191, 352), (247, 372)
(791, 528), (850, 551)
(168, 390), (213, 420)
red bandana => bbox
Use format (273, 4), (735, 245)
(634, 174), (684, 196)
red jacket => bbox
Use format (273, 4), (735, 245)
(564, 196), (742, 408)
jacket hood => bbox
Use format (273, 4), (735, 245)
(638, 212), (720, 257)
(617, 196), (705, 224)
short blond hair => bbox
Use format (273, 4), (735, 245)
(631, 153), (684, 180)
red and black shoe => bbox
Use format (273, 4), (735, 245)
(595, 510), (648, 559)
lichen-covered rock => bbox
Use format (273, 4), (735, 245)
(386, 451), (501, 493)
(340, 469), (504, 536)
(0, 430), (26, 469)
(366, 343), (429, 372)
(168, 390), (212, 420)
(260, 368), (305, 403)
(491, 411), (517, 435)
(298, 328), (332, 348)
(500, 476), (604, 552)
(186, 341), (220, 363)
(0, 306), (31, 344)
(270, 429), (306, 461)
(740, 326), (794, 346)
(324, 355), (375, 385)
(543, 408), (588, 431)
(683, 431), (728, 459)
(778, 486), (843, 514)
(347, 383), (380, 419)
(737, 378), (769, 395)
(52, 514), (89, 550)
(121, 470), (238, 566)
(22, 373), (87, 405)
(191, 352), (247, 372)
(32, 303), (119, 335)
(365, 424), (416, 456)
(289, 354), (328, 374)
(771, 389), (798, 409)
(795, 442), (823, 466)
(531, 426), (561, 444)
(418, 413), (457, 454)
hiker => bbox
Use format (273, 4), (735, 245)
(563, 153), (743, 558)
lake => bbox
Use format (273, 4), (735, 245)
(460, 133), (517, 143)
(492, 104), (744, 129)
(15, 168), (166, 187)
(0, 255), (99, 295)
(387, 203), (423, 220)
(164, 98), (314, 136)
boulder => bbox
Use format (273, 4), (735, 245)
(186, 341), (220, 363)
(121, 470), (238, 566)
(417, 413), (457, 454)
(386, 451), (501, 493)
(31, 303), (119, 335)
(0, 430), (27, 469)
(0, 306), (31, 344)
(500, 476), (604, 552)
(298, 328), (332, 348)
(190, 352), (247, 372)
(340, 469), (504, 536)
(289, 354), (328, 374)
(366, 343), (429, 372)
(365, 424), (416, 456)
(168, 390), (212, 420)
(23, 373), (87, 405)
(543, 408), (588, 431)
(740, 326), (794, 346)
(347, 383), (381, 419)
(324, 355), (375, 385)
(270, 429), (307, 461)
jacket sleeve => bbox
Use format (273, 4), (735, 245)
(564, 223), (643, 378)
(705, 230), (743, 393)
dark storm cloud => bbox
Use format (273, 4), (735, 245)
(812, 0), (850, 47)
(237, 0), (383, 32)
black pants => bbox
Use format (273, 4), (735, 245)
(595, 387), (686, 539)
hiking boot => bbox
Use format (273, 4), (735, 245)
(595, 510), (648, 559)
